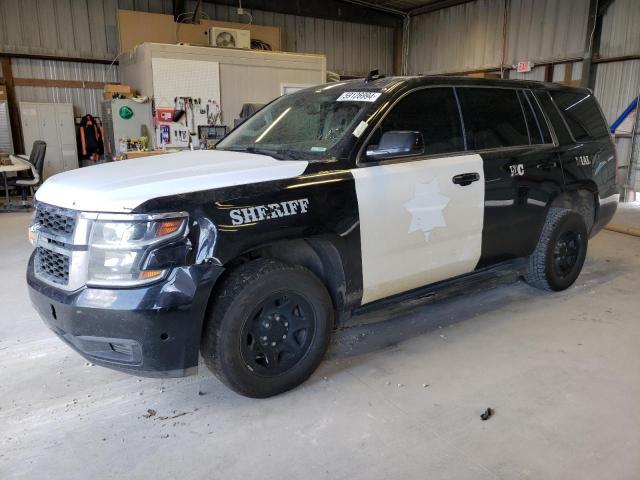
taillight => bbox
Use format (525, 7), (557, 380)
(611, 134), (620, 186)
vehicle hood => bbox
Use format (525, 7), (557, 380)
(35, 150), (309, 213)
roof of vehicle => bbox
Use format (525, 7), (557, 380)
(324, 75), (590, 95)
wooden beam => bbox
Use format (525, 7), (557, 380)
(0, 56), (23, 154)
(564, 62), (573, 84)
(544, 64), (554, 82)
(592, 53), (640, 64)
(1, 51), (116, 65)
(13, 78), (109, 89)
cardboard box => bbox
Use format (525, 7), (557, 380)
(103, 91), (134, 100)
(467, 72), (502, 79)
(117, 9), (282, 53)
(104, 83), (134, 94)
(104, 84), (135, 100)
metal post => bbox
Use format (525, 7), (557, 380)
(622, 93), (640, 201)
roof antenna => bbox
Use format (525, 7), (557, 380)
(365, 69), (384, 83)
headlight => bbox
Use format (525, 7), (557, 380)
(87, 213), (187, 287)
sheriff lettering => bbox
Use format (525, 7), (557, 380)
(229, 198), (310, 226)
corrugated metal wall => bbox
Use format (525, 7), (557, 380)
(407, 0), (640, 192)
(0, 0), (394, 119)
(0, 0), (175, 61)
(11, 58), (119, 117)
(599, 0), (640, 57)
(506, 0), (589, 65)
(408, 0), (589, 75)
(0, 0), (393, 75)
(188, 1), (395, 76)
(408, 0), (504, 75)
(593, 0), (640, 190)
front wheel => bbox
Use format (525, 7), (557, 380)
(525, 208), (588, 291)
(201, 259), (333, 398)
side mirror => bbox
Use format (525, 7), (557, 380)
(366, 130), (424, 161)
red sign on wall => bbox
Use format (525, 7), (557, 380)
(516, 61), (533, 73)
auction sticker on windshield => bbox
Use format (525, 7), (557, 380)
(337, 91), (381, 102)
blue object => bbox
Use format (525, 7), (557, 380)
(610, 97), (638, 133)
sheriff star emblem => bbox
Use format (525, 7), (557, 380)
(403, 179), (450, 241)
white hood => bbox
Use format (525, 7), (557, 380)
(35, 150), (308, 213)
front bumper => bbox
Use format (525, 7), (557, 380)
(27, 254), (223, 377)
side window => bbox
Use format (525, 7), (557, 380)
(524, 90), (553, 144)
(550, 90), (609, 141)
(534, 90), (573, 145)
(366, 87), (464, 160)
(517, 90), (540, 144)
(457, 87), (530, 150)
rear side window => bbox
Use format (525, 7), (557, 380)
(550, 91), (609, 141)
(457, 88), (530, 150)
(521, 90), (553, 144)
(371, 87), (464, 156)
(535, 91), (573, 145)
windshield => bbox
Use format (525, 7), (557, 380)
(216, 87), (377, 159)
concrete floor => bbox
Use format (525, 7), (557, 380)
(612, 200), (640, 229)
(1, 210), (639, 480)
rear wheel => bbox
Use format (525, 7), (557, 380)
(525, 208), (588, 291)
(201, 259), (333, 398)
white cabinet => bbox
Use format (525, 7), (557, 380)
(19, 102), (78, 180)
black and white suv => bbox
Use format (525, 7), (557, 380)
(27, 75), (618, 397)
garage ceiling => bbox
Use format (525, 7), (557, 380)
(354, 0), (477, 14)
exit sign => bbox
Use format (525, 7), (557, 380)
(517, 61), (533, 73)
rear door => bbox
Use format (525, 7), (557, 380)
(456, 86), (563, 266)
(352, 87), (485, 304)
(547, 89), (616, 190)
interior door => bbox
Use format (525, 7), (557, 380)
(353, 155), (485, 304)
(352, 87), (484, 305)
(19, 103), (40, 155)
(55, 104), (76, 145)
(37, 104), (62, 179)
(56, 105), (79, 171)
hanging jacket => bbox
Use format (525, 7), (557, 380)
(79, 114), (104, 158)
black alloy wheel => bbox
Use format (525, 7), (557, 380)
(241, 292), (316, 376)
(201, 259), (333, 398)
(525, 207), (588, 291)
(552, 230), (583, 278)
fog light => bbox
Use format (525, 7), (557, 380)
(28, 224), (38, 245)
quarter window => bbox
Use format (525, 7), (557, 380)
(366, 87), (465, 158)
(457, 87), (530, 150)
(550, 91), (609, 141)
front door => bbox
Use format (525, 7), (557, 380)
(353, 154), (485, 304)
(352, 87), (485, 305)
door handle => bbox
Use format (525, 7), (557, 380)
(452, 172), (480, 186)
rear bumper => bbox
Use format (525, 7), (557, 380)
(592, 193), (619, 237)
(27, 254), (222, 377)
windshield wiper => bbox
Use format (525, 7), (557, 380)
(219, 146), (290, 160)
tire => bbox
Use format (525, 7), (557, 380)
(525, 207), (588, 291)
(201, 258), (333, 398)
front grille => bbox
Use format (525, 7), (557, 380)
(35, 247), (70, 285)
(35, 204), (76, 236)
